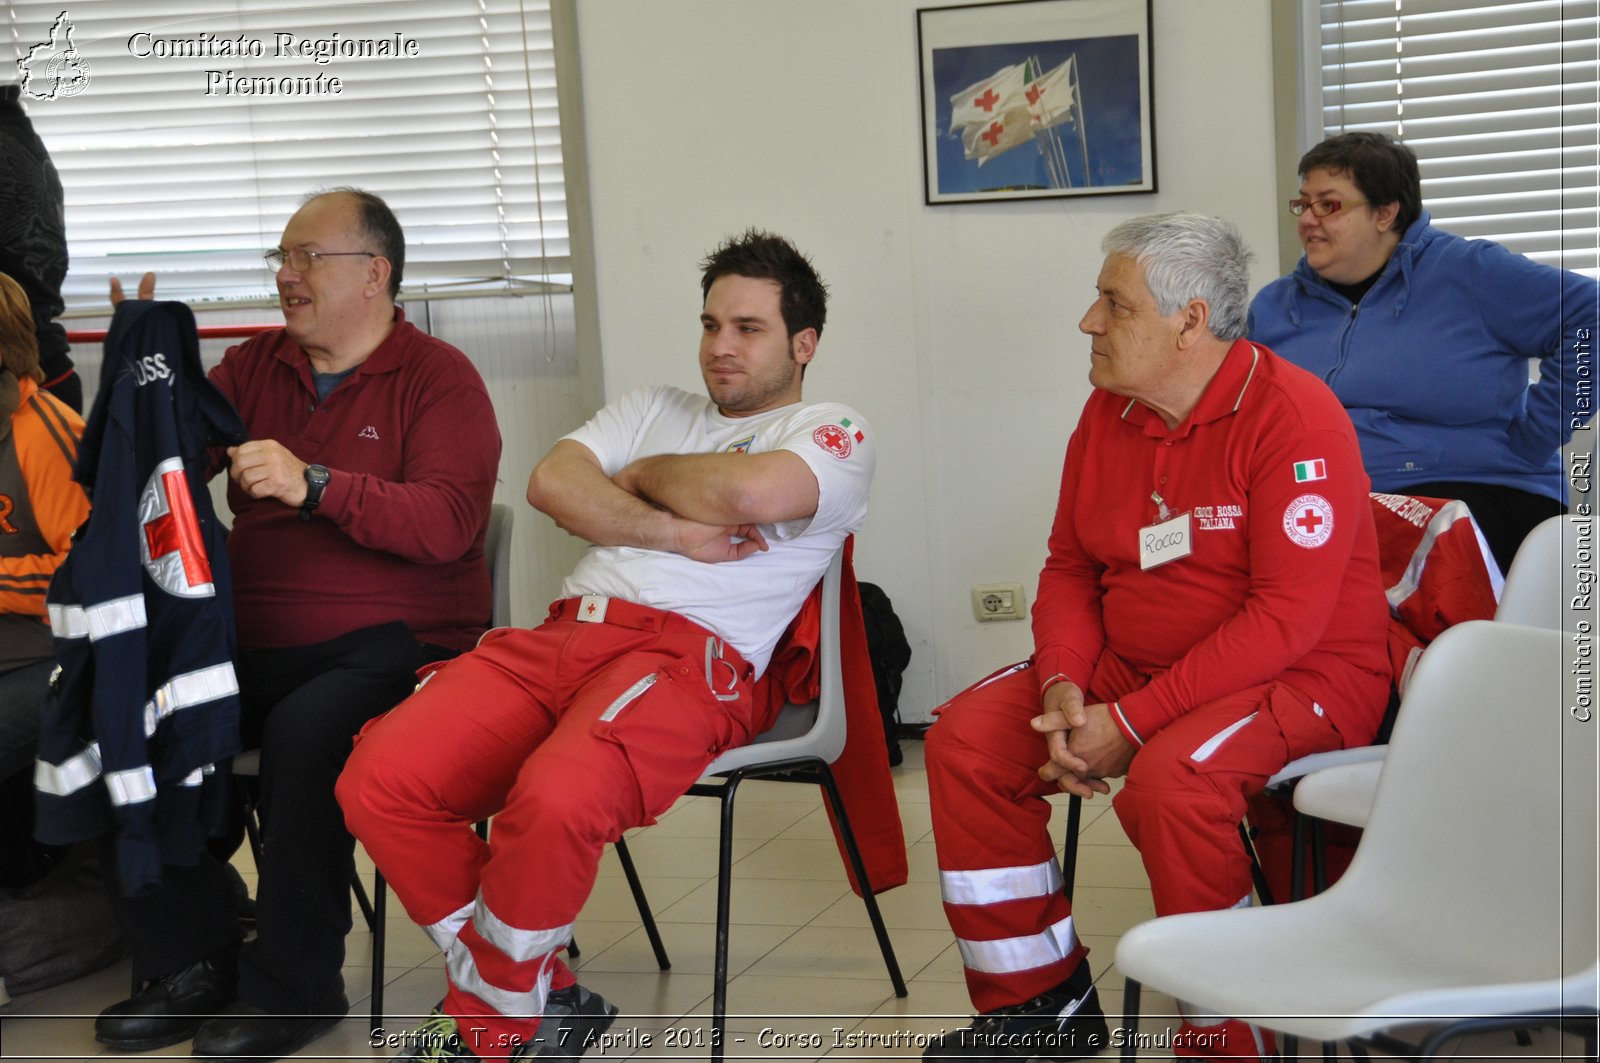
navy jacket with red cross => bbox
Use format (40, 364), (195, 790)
(36, 300), (247, 895)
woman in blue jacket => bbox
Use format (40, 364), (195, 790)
(1249, 132), (1594, 573)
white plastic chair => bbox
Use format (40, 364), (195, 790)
(1113, 621), (1597, 1060)
(1494, 514), (1569, 628)
(1287, 513), (1576, 883)
(1290, 757), (1380, 829)
(485, 500), (513, 629)
(679, 546), (908, 1060)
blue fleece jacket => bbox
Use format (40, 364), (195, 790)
(1248, 213), (1596, 502)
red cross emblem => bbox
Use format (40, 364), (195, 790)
(974, 87), (1000, 112)
(585, 600), (598, 616)
(981, 121), (1006, 147)
(812, 424), (852, 460)
(140, 458), (215, 597)
(1282, 494), (1334, 549)
(1027, 83), (1043, 105)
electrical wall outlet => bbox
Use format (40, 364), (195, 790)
(972, 582), (1026, 622)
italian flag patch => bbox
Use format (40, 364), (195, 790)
(841, 417), (864, 443)
(1293, 458), (1326, 483)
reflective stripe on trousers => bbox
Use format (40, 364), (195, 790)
(940, 858), (1062, 906)
(444, 891), (574, 1016)
(956, 915), (1079, 975)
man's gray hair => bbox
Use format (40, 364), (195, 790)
(1101, 213), (1252, 341)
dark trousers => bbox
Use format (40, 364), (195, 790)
(1397, 479), (1566, 576)
(2, 660), (60, 889)
(107, 621), (450, 1012)
(0, 658), (53, 782)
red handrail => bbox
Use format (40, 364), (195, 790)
(65, 324), (278, 343)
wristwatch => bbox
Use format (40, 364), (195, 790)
(300, 464), (331, 520)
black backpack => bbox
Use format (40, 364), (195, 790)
(857, 581), (912, 766)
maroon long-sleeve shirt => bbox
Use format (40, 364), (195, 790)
(210, 309), (501, 653)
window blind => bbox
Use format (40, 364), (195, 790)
(5, 0), (569, 309)
(1318, 0), (1598, 275)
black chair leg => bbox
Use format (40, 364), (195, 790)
(371, 870), (386, 1032)
(709, 775), (744, 1063)
(613, 836), (671, 971)
(817, 764), (906, 997)
(1062, 794), (1082, 900)
(1240, 822), (1275, 905)
(1120, 977), (1141, 1061)
(242, 801), (264, 864)
(352, 871), (378, 932)
(1289, 811), (1308, 902)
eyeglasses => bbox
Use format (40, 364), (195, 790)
(1288, 198), (1367, 218)
(264, 247), (377, 272)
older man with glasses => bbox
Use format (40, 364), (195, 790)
(95, 188), (502, 1063)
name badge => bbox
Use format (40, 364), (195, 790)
(1139, 512), (1193, 570)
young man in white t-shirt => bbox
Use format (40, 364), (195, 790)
(338, 229), (875, 1061)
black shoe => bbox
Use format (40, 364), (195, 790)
(95, 953), (238, 1050)
(191, 992), (349, 1061)
(922, 963), (1109, 1061)
(525, 983), (619, 1059)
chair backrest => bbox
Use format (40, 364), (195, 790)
(703, 546), (846, 774)
(1339, 620), (1591, 981)
(485, 503), (513, 629)
(1494, 514), (1567, 629)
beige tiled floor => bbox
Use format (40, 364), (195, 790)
(0, 741), (1585, 1061)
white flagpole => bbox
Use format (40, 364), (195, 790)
(1070, 55), (1092, 186)
(1028, 56), (1064, 189)
(1031, 55), (1073, 189)
(1047, 56), (1072, 187)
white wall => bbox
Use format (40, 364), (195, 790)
(572, 0), (1284, 720)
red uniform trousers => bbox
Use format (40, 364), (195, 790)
(337, 601), (761, 1054)
(927, 653), (1344, 1060)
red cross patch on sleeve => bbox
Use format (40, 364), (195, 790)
(812, 424), (853, 459)
(1283, 494), (1334, 549)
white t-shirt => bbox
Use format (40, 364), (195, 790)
(561, 386), (875, 675)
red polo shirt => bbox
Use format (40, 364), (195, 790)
(1032, 339), (1392, 746)
(211, 309), (501, 652)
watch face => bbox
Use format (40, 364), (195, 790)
(304, 465), (330, 510)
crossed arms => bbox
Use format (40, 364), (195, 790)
(527, 440), (820, 564)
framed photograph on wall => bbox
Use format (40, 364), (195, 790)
(917, 0), (1156, 204)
